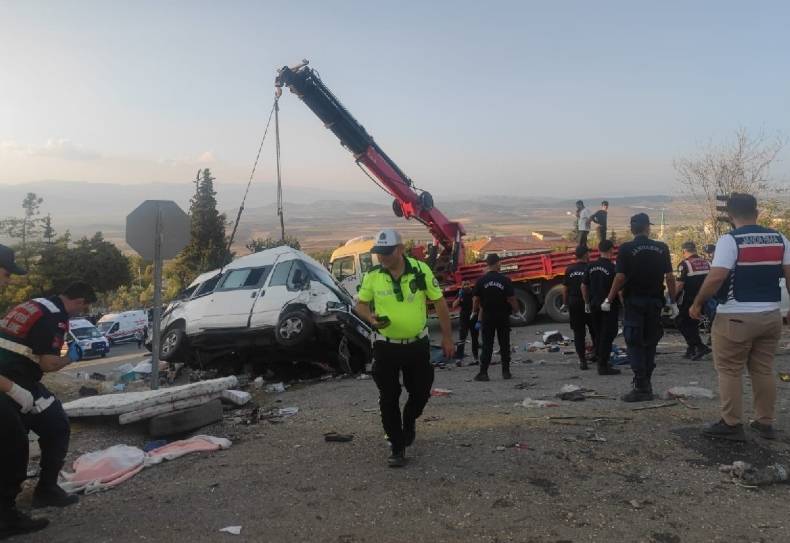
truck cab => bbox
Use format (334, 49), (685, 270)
(329, 236), (379, 294)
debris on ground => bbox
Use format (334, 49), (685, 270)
(526, 341), (545, 352)
(431, 388), (453, 397)
(253, 376), (264, 389)
(779, 372), (790, 382)
(356, 373), (371, 380)
(665, 386), (715, 400)
(259, 406), (299, 422)
(542, 331), (563, 344)
(221, 390), (251, 406)
(324, 432), (354, 442)
(265, 382), (286, 393)
(518, 398), (560, 408)
(59, 435), (232, 494)
(720, 461), (790, 487)
(631, 401), (678, 411)
(219, 526), (242, 535)
(90, 372), (106, 381)
(78, 386), (99, 397)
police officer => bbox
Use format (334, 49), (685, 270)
(690, 194), (790, 441)
(582, 240), (622, 375)
(603, 213), (677, 402)
(452, 281), (479, 366)
(0, 281), (96, 537)
(472, 254), (519, 381)
(563, 246), (594, 370)
(355, 229), (453, 467)
(675, 241), (711, 360)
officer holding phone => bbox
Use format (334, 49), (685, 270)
(355, 229), (453, 468)
(0, 282), (96, 538)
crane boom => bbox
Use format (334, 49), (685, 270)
(275, 61), (465, 274)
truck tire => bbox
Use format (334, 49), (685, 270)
(275, 308), (315, 348)
(544, 284), (570, 323)
(160, 325), (185, 361)
(511, 288), (538, 326)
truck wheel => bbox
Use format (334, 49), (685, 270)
(275, 308), (314, 347)
(511, 288), (538, 326)
(160, 326), (185, 361)
(544, 285), (570, 323)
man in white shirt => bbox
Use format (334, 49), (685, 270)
(576, 200), (591, 247)
(690, 193), (790, 441)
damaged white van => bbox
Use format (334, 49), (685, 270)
(154, 246), (371, 373)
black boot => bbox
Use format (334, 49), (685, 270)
(501, 361), (512, 380)
(0, 506), (49, 538)
(621, 378), (654, 402)
(579, 357), (589, 370)
(33, 484), (79, 509)
(692, 345), (712, 361)
(682, 346), (695, 359)
(597, 363), (621, 375)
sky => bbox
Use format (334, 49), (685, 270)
(1, 0), (789, 199)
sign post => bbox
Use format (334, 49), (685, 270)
(126, 200), (190, 390)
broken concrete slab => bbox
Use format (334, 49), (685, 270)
(221, 390), (251, 406)
(149, 399), (224, 437)
(63, 376), (238, 418)
(119, 393), (224, 424)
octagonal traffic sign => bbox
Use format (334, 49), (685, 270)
(126, 200), (190, 260)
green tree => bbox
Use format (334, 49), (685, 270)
(0, 192), (45, 269)
(42, 214), (56, 244)
(246, 235), (301, 253)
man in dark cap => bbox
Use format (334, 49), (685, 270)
(472, 254), (519, 381)
(1, 282), (97, 538)
(563, 245), (594, 370)
(675, 241), (711, 360)
(603, 213), (677, 402)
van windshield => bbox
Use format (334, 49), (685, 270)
(73, 327), (103, 340)
(97, 322), (114, 333)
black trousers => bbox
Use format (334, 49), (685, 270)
(456, 312), (479, 360)
(372, 337), (434, 452)
(0, 383), (70, 509)
(590, 307), (619, 366)
(480, 320), (510, 374)
(675, 303), (702, 349)
(623, 297), (664, 387)
(568, 302), (595, 361)
(597, 226), (607, 244)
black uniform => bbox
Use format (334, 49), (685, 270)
(676, 254), (710, 354)
(474, 271), (514, 377)
(454, 287), (479, 361)
(0, 297), (71, 512)
(616, 235), (673, 391)
(584, 257), (618, 368)
(564, 262), (594, 363)
(590, 210), (608, 243)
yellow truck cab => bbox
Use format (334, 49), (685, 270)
(329, 236), (378, 294)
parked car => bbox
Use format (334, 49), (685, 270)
(61, 318), (110, 360)
(150, 246), (372, 374)
(97, 310), (149, 345)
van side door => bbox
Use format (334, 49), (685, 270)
(200, 266), (273, 329)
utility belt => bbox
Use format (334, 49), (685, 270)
(373, 330), (428, 345)
(0, 337), (40, 365)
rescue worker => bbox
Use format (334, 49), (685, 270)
(603, 213), (678, 402)
(472, 254), (519, 381)
(690, 194), (790, 441)
(452, 281), (479, 366)
(581, 240), (622, 375)
(575, 200), (591, 248)
(0, 281), (96, 538)
(355, 229), (453, 467)
(590, 201), (609, 244)
(563, 246), (595, 369)
(675, 241), (711, 360)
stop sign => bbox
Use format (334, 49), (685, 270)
(126, 200), (190, 260)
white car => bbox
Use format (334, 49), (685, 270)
(152, 246), (371, 374)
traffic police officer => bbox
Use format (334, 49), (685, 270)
(562, 246), (594, 370)
(675, 241), (711, 360)
(690, 194), (790, 441)
(472, 254), (519, 381)
(581, 240), (622, 375)
(355, 229), (453, 468)
(1, 281), (96, 538)
(603, 213), (677, 402)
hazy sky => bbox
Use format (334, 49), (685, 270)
(2, 0), (789, 198)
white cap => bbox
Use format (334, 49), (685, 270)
(370, 229), (403, 255)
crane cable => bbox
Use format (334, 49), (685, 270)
(275, 97), (285, 241)
(225, 95), (279, 261)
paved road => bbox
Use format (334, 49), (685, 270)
(62, 342), (152, 378)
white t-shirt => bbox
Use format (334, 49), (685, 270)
(577, 208), (591, 232)
(712, 232), (790, 313)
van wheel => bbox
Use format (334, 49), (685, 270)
(160, 326), (185, 361)
(544, 285), (570, 323)
(275, 309), (314, 347)
(511, 288), (538, 326)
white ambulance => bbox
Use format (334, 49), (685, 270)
(97, 310), (149, 345)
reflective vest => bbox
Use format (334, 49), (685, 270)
(722, 225), (785, 303)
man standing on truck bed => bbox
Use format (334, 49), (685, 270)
(472, 254), (519, 381)
(603, 213), (678, 402)
(576, 200), (591, 248)
(355, 229), (454, 468)
(590, 201), (609, 244)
